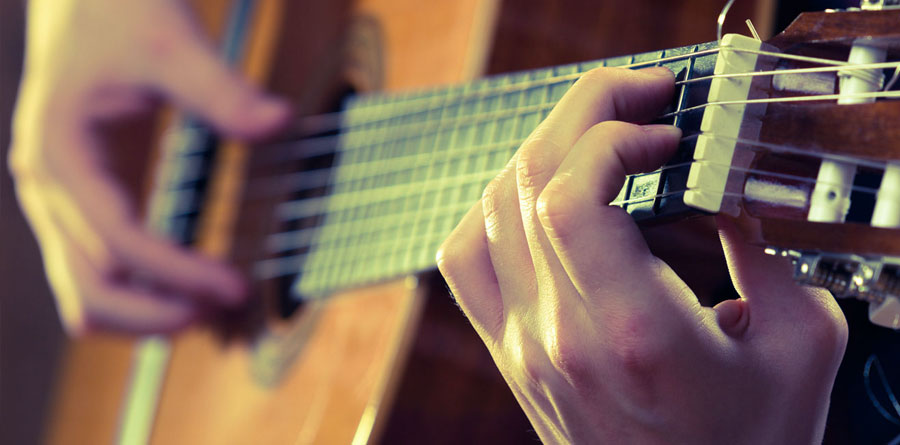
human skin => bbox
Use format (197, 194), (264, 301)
(9, 0), (289, 335)
(10, 2), (850, 440)
(437, 67), (849, 444)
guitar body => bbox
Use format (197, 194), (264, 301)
(42, 1), (772, 443)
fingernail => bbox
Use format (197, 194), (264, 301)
(642, 66), (674, 78)
(644, 124), (682, 139)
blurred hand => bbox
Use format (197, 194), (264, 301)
(437, 67), (848, 443)
(9, 0), (288, 335)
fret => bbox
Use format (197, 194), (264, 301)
(272, 174), (497, 255)
(293, 41), (722, 298)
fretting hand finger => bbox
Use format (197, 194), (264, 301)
(439, 63), (848, 443)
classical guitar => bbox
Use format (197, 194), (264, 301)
(43, 1), (900, 444)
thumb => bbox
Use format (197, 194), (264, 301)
(149, 19), (289, 139)
(716, 216), (846, 340)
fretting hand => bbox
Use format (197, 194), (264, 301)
(9, 0), (288, 335)
(437, 67), (848, 443)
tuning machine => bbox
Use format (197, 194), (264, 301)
(765, 248), (900, 329)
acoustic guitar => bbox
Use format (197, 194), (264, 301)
(41, 1), (900, 443)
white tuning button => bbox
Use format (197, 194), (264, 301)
(869, 296), (900, 329)
(808, 42), (886, 223)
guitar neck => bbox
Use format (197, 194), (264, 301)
(272, 41), (720, 299)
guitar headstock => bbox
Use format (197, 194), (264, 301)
(685, 6), (900, 328)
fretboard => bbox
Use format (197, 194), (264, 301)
(271, 41), (720, 299)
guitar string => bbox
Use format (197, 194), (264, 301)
(247, 98), (898, 204)
(259, 152), (882, 258)
(716, 0), (737, 43)
(274, 47), (723, 138)
(252, 129), (893, 274)
(262, 136), (884, 225)
(253, 158), (886, 281)
(249, 183), (843, 281)
(268, 45), (868, 142)
(254, 126), (896, 279)
(662, 90), (900, 119)
(885, 66), (900, 91)
(237, 50), (900, 275)
(678, 61), (900, 86)
(258, 80), (900, 170)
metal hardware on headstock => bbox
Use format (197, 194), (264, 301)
(766, 248), (900, 329)
(859, 0), (900, 11)
(685, 3), (900, 330)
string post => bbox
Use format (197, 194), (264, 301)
(744, 19), (761, 41)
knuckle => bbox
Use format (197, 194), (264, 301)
(89, 239), (126, 285)
(605, 311), (667, 379)
(481, 176), (509, 232)
(536, 180), (579, 238)
(584, 120), (642, 156)
(578, 67), (617, 90)
(515, 138), (560, 199)
(803, 297), (849, 361)
(435, 238), (464, 279)
(520, 359), (547, 390)
(546, 329), (592, 387)
(612, 340), (662, 380)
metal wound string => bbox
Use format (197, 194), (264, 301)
(268, 45), (881, 143)
(258, 153), (882, 262)
(256, 85), (900, 170)
(247, 130), (889, 206)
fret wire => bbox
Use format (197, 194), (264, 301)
(262, 56), (900, 167)
(672, 45), (697, 128)
(282, 46), (718, 158)
(285, 44), (862, 142)
(285, 42), (900, 295)
(268, 107), (893, 221)
(275, 169), (837, 284)
(327, 47), (721, 129)
(398, 81), (490, 268)
(269, 148), (884, 259)
(284, 51), (728, 160)
(308, 100), (560, 160)
(269, 164), (694, 255)
(315, 201), (474, 281)
(298, 40), (876, 294)
(273, 185), (488, 255)
(262, 191), (699, 282)
(265, 147), (887, 279)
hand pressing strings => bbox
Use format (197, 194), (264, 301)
(437, 67), (848, 444)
